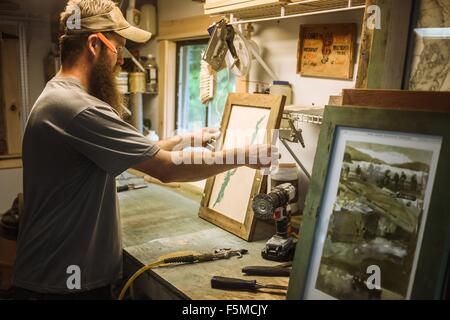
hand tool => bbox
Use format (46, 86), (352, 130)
(242, 265), (291, 277)
(162, 248), (248, 264)
(116, 183), (147, 193)
(206, 137), (216, 151)
(211, 276), (288, 292)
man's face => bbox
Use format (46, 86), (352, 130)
(103, 33), (126, 71)
(88, 33), (126, 116)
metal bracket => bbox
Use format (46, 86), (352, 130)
(281, 117), (306, 147)
(279, 117), (311, 179)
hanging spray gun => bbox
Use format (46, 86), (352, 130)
(252, 183), (297, 262)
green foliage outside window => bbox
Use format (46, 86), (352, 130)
(178, 43), (235, 132)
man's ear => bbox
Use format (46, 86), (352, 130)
(87, 34), (100, 57)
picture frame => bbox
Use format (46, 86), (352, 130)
(199, 93), (285, 241)
(287, 105), (450, 299)
(297, 23), (356, 80)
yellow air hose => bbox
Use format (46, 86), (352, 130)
(118, 249), (247, 300)
(118, 250), (200, 300)
(118, 260), (163, 300)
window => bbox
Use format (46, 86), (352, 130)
(175, 39), (235, 134)
(0, 26), (25, 160)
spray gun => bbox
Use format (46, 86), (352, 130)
(252, 183), (297, 262)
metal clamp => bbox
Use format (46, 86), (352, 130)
(213, 248), (248, 259)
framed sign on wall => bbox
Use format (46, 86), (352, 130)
(297, 23), (356, 80)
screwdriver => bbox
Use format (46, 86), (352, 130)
(211, 276), (288, 292)
(242, 266), (291, 277)
(116, 183), (147, 193)
(241, 261), (292, 277)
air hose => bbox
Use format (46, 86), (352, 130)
(118, 253), (215, 300)
(118, 249), (248, 300)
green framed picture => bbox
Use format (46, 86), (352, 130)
(287, 105), (450, 300)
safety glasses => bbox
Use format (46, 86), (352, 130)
(96, 32), (123, 56)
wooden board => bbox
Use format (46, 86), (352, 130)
(328, 95), (343, 106)
(355, 0), (413, 89)
(297, 24), (356, 80)
(0, 157), (22, 169)
(158, 15), (219, 41)
(157, 40), (177, 139)
(342, 89), (450, 112)
(119, 178), (289, 300)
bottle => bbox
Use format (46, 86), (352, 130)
(145, 54), (158, 93)
(270, 163), (300, 215)
(140, 3), (157, 35)
(126, 0), (141, 27)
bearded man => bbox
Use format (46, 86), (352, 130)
(12, 0), (277, 299)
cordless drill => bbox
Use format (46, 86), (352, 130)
(252, 183), (297, 262)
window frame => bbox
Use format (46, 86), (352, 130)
(174, 38), (209, 133)
(0, 19), (30, 163)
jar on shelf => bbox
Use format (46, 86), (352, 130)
(129, 72), (146, 93)
(116, 71), (129, 94)
(145, 54), (158, 93)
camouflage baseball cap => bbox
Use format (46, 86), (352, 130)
(66, 6), (151, 43)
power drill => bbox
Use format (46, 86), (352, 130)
(252, 183), (297, 262)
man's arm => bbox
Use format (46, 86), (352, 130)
(155, 128), (220, 151)
(132, 145), (277, 183)
(155, 135), (183, 151)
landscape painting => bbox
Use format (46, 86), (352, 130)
(313, 131), (441, 300)
(207, 105), (270, 223)
(198, 93), (285, 241)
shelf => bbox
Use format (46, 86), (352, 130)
(123, 92), (158, 95)
(205, 0), (289, 15)
(284, 105), (324, 124)
(206, 0), (366, 24)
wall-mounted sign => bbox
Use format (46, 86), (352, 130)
(297, 24), (356, 80)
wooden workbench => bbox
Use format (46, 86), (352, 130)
(118, 175), (289, 300)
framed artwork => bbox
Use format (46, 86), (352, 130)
(199, 93), (285, 241)
(297, 23), (356, 80)
(287, 105), (450, 299)
(405, 0), (450, 91)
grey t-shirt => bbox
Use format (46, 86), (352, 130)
(12, 76), (160, 293)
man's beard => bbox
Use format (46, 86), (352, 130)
(88, 49), (124, 117)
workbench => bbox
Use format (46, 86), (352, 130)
(118, 173), (290, 300)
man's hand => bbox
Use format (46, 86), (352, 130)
(242, 144), (280, 170)
(185, 127), (221, 149)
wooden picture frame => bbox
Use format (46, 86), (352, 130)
(297, 23), (356, 80)
(341, 89), (450, 112)
(288, 105), (450, 299)
(199, 93), (285, 241)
